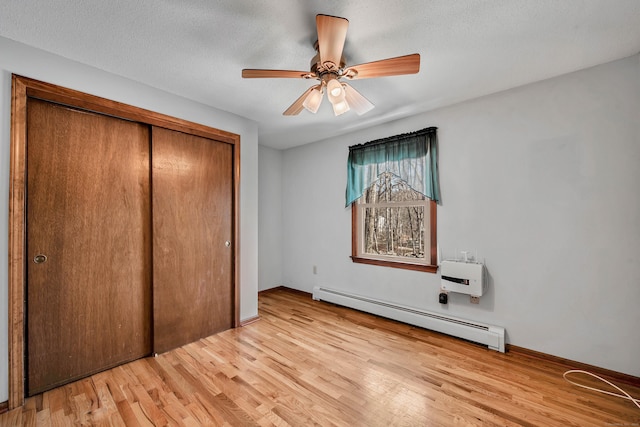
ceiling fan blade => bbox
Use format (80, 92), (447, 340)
(283, 85), (318, 116)
(316, 14), (349, 66)
(343, 83), (374, 115)
(344, 54), (420, 79)
(242, 69), (315, 79)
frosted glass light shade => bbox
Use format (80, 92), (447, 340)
(332, 100), (350, 116)
(302, 87), (323, 113)
(327, 79), (345, 104)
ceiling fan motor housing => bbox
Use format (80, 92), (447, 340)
(310, 46), (346, 81)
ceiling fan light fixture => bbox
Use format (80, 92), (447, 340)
(302, 86), (323, 113)
(242, 14), (419, 117)
(332, 99), (350, 116)
(326, 78), (345, 103)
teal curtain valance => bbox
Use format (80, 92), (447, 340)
(345, 127), (440, 206)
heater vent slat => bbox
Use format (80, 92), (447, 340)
(313, 286), (505, 352)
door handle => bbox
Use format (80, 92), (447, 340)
(225, 241), (231, 247)
(34, 254), (47, 264)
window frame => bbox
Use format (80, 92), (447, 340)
(351, 197), (438, 273)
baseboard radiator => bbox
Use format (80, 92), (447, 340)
(312, 286), (505, 352)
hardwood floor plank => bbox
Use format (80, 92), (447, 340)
(156, 392), (195, 426)
(0, 408), (21, 426)
(2, 288), (639, 426)
(34, 408), (50, 427)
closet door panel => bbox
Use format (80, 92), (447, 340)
(152, 126), (234, 354)
(26, 99), (152, 395)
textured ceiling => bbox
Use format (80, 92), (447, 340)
(2, 0), (640, 149)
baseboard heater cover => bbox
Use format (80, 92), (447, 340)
(312, 286), (505, 352)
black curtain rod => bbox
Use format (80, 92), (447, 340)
(349, 127), (437, 150)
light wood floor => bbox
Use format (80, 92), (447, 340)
(2, 288), (639, 426)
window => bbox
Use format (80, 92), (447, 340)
(352, 173), (437, 272)
(346, 127), (440, 273)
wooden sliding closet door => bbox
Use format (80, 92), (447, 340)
(26, 99), (152, 395)
(152, 126), (234, 354)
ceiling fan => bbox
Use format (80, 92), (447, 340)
(242, 14), (420, 116)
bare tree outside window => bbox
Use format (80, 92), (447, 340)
(348, 127), (439, 273)
(358, 172), (427, 261)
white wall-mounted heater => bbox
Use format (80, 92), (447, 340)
(440, 260), (485, 297)
(312, 286), (505, 352)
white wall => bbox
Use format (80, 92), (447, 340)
(0, 36), (260, 403)
(258, 146), (283, 291)
(280, 54), (640, 376)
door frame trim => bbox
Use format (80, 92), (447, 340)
(8, 75), (242, 409)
